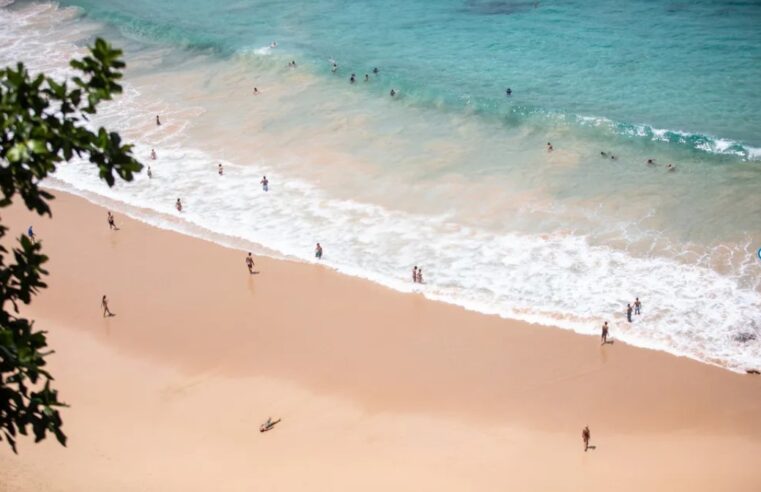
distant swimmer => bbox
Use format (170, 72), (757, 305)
(666, 163), (676, 172)
(156, 115), (161, 126)
(101, 295), (115, 318)
(27, 225), (35, 242)
(332, 63), (338, 73)
(261, 175), (269, 192)
(505, 87), (512, 96)
(582, 426), (591, 452)
(634, 297), (642, 315)
(315, 242), (323, 259)
(245, 252), (255, 274)
(646, 158), (655, 166)
(610, 154), (617, 160)
(600, 151), (608, 157)
(150, 148), (157, 160)
(372, 67), (379, 74)
(546, 142), (553, 152)
(626, 303), (633, 323)
(390, 89), (397, 97)
(288, 60), (297, 68)
(253, 87), (260, 95)
(218, 163), (224, 176)
(270, 41), (277, 48)
(176, 198), (183, 212)
(147, 166), (153, 179)
(601, 321), (609, 345)
(364, 73), (369, 82)
(350, 73), (356, 83)
(107, 211), (118, 231)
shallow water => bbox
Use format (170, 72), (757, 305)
(2, 0), (760, 371)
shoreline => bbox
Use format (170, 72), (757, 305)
(43, 180), (757, 375)
(1, 191), (760, 491)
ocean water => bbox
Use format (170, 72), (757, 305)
(1, 0), (760, 371)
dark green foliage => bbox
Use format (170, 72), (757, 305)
(0, 38), (141, 452)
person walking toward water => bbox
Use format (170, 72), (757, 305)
(101, 295), (114, 318)
(218, 163), (224, 176)
(176, 198), (183, 212)
(634, 297), (642, 315)
(626, 303), (633, 323)
(601, 321), (609, 345)
(315, 243), (323, 259)
(107, 211), (118, 231)
(582, 426), (591, 452)
(27, 225), (35, 242)
(150, 149), (157, 160)
(156, 115), (161, 126)
(261, 176), (269, 191)
(245, 252), (255, 274)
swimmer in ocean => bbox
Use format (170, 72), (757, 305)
(364, 74), (369, 82)
(666, 163), (676, 172)
(350, 73), (356, 83)
(646, 158), (655, 166)
(505, 88), (512, 96)
(600, 151), (608, 157)
(390, 89), (396, 97)
(373, 67), (379, 74)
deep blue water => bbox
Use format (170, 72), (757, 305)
(59, 0), (761, 157)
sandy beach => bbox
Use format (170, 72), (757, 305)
(1, 191), (760, 491)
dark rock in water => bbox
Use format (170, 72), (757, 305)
(734, 332), (757, 343)
(464, 0), (537, 16)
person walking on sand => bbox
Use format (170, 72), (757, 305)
(101, 295), (114, 318)
(150, 148), (157, 160)
(107, 211), (118, 231)
(626, 303), (633, 323)
(601, 321), (609, 345)
(156, 115), (161, 126)
(315, 242), (323, 259)
(416, 268), (423, 284)
(27, 225), (35, 242)
(245, 252), (255, 274)
(218, 163), (224, 176)
(582, 426), (591, 452)
(412, 266), (418, 283)
(176, 198), (183, 212)
(634, 297), (642, 315)
(260, 176), (269, 192)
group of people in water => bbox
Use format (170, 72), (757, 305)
(601, 297), (642, 344)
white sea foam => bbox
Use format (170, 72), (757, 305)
(3, 2), (761, 372)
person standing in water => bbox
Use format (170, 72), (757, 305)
(101, 295), (114, 318)
(107, 211), (118, 231)
(260, 176), (269, 192)
(350, 73), (356, 84)
(582, 426), (591, 452)
(156, 115), (161, 126)
(332, 63), (338, 73)
(245, 252), (255, 274)
(176, 198), (183, 212)
(147, 166), (153, 179)
(372, 67), (379, 75)
(315, 243), (323, 259)
(253, 87), (260, 95)
(150, 149), (157, 160)
(218, 163), (224, 176)
(634, 297), (642, 315)
(626, 303), (633, 323)
(390, 89), (397, 97)
(601, 321), (609, 345)
(364, 74), (369, 82)
(505, 87), (512, 96)
(412, 266), (418, 283)
(546, 142), (554, 152)
(416, 268), (424, 284)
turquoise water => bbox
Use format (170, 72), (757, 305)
(61, 0), (761, 156)
(3, 0), (761, 371)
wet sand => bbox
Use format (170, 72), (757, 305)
(1, 191), (760, 491)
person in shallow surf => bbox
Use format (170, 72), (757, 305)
(601, 321), (609, 345)
(176, 198), (183, 212)
(505, 87), (512, 96)
(156, 114), (161, 126)
(646, 158), (656, 165)
(373, 67), (379, 74)
(666, 163), (676, 172)
(260, 176), (269, 191)
(546, 142), (553, 152)
(390, 89), (397, 97)
(350, 73), (356, 83)
(218, 163), (223, 176)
